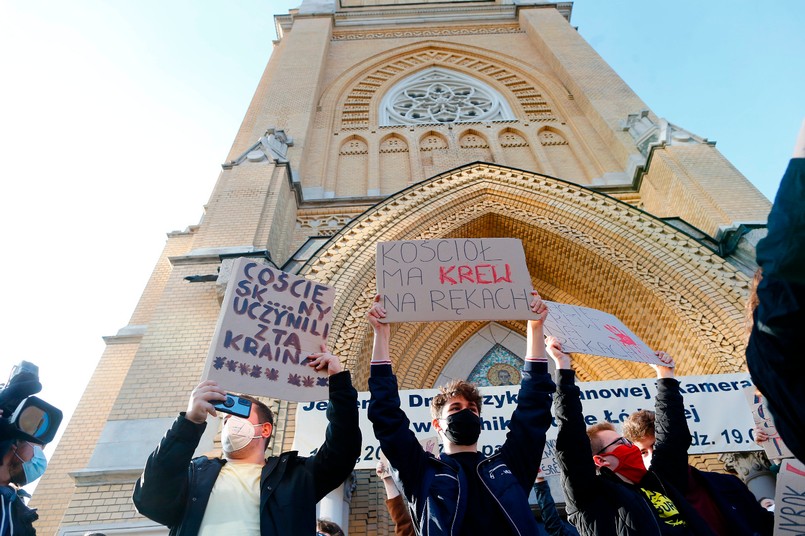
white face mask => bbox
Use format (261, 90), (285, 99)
(221, 416), (265, 453)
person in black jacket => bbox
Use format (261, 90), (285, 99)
(0, 439), (47, 536)
(623, 409), (773, 536)
(746, 118), (805, 463)
(132, 349), (361, 536)
(533, 472), (580, 536)
(547, 337), (715, 536)
(366, 292), (555, 536)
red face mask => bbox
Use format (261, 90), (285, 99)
(609, 444), (648, 483)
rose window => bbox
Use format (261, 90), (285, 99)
(380, 68), (514, 126)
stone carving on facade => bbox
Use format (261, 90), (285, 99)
(720, 451), (776, 501)
(621, 110), (709, 156)
(223, 127), (294, 168)
(296, 213), (355, 237)
(332, 25), (524, 41)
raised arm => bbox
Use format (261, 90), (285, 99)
(305, 349), (362, 501)
(365, 295), (429, 499)
(132, 381), (224, 525)
(499, 291), (556, 491)
(648, 352), (691, 492)
(547, 337), (599, 513)
(534, 474), (575, 536)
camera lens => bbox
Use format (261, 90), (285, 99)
(223, 396), (234, 408)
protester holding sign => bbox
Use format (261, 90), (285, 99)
(366, 291), (555, 536)
(132, 348), (361, 536)
(548, 337), (715, 536)
(622, 409), (772, 535)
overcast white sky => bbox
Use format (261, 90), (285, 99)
(0, 1), (802, 473)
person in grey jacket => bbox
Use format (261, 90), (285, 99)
(132, 349), (360, 536)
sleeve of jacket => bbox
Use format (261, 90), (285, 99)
(748, 159), (805, 462)
(651, 378), (692, 492)
(309, 370), (362, 501)
(756, 158), (805, 284)
(367, 364), (430, 501)
(500, 361), (556, 491)
(553, 369), (599, 514)
(386, 494), (416, 536)
(694, 469), (774, 536)
(534, 480), (565, 536)
(132, 414), (206, 526)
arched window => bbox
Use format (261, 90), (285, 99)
(380, 67), (514, 126)
(433, 323), (526, 387)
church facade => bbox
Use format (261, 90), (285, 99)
(32, 1), (771, 534)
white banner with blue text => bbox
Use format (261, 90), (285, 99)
(293, 373), (759, 471)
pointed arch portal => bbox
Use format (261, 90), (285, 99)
(299, 163), (750, 389)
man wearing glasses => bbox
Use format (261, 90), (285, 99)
(546, 337), (715, 536)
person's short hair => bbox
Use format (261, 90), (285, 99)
(586, 422), (616, 454)
(622, 409), (656, 443)
(431, 380), (482, 419)
(239, 394), (274, 425)
(317, 518), (344, 536)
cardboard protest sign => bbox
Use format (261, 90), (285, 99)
(774, 458), (805, 534)
(202, 258), (335, 402)
(376, 238), (537, 322)
(744, 387), (794, 459)
(293, 373), (759, 471)
(542, 301), (663, 366)
(378, 436), (439, 478)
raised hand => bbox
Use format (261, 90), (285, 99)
(545, 336), (571, 370)
(368, 294), (392, 363)
(527, 290), (548, 328)
(307, 343), (343, 376)
(650, 351), (675, 379)
(186, 380), (227, 424)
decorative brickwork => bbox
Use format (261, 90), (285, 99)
(338, 47), (556, 128)
(299, 163), (751, 390)
(296, 212), (357, 237)
(332, 23), (524, 41)
(34, 4), (771, 534)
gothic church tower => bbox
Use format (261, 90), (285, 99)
(32, 1), (770, 534)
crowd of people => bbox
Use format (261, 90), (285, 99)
(3, 128), (802, 534)
(128, 120), (803, 535)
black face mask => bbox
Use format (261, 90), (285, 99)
(442, 408), (481, 446)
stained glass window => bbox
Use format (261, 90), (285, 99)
(467, 343), (523, 387)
